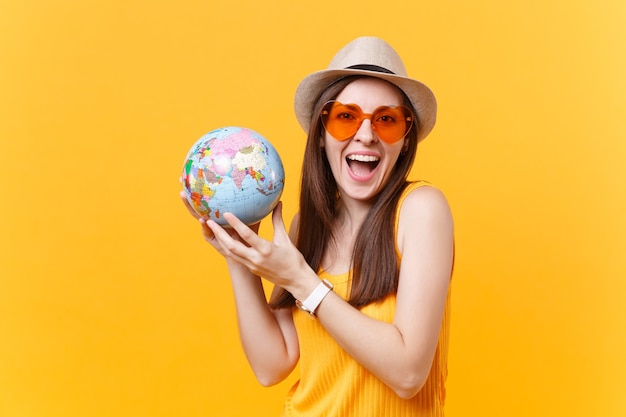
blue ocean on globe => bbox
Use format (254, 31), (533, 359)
(182, 126), (285, 225)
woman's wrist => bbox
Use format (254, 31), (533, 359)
(286, 270), (324, 302)
(226, 259), (259, 282)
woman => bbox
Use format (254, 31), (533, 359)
(181, 37), (454, 416)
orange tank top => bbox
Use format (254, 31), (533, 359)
(282, 181), (452, 417)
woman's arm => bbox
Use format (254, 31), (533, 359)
(318, 187), (454, 398)
(209, 188), (453, 398)
(225, 258), (300, 386)
(180, 193), (299, 386)
(314, 186), (453, 398)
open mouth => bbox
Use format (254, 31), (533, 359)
(346, 154), (380, 177)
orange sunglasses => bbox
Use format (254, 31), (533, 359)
(320, 100), (414, 144)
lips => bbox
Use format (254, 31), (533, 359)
(346, 153), (380, 178)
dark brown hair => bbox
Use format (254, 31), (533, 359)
(270, 76), (419, 309)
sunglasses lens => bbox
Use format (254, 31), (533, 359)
(321, 101), (412, 143)
(372, 106), (412, 143)
(321, 102), (360, 141)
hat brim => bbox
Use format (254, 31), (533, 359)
(294, 68), (437, 143)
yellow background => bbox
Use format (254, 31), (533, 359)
(1, 0), (625, 416)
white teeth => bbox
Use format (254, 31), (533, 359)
(347, 154), (380, 162)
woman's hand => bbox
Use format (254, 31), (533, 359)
(206, 202), (315, 296)
(179, 190), (260, 257)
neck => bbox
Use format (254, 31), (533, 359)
(320, 197), (372, 275)
(335, 197), (372, 235)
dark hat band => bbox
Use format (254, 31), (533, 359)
(346, 64), (395, 74)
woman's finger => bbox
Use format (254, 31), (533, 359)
(270, 202), (290, 245)
(206, 218), (256, 262)
(222, 212), (265, 249)
(198, 218), (216, 241)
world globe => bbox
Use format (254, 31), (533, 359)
(181, 126), (285, 226)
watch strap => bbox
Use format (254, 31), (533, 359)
(295, 279), (334, 318)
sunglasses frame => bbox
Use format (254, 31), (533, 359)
(320, 100), (414, 144)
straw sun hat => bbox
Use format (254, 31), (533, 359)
(294, 36), (437, 143)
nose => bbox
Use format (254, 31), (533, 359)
(353, 118), (377, 145)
